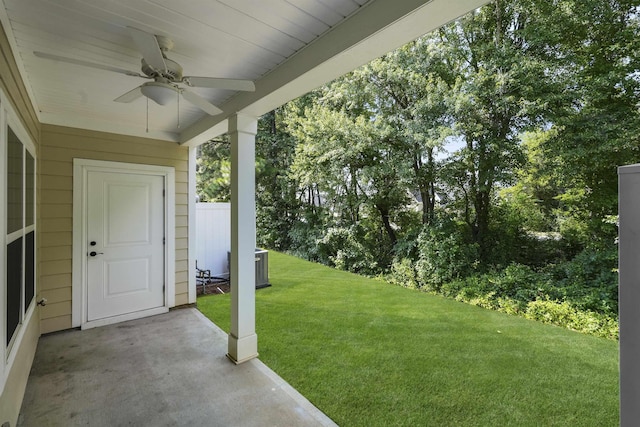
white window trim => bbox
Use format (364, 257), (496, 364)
(0, 87), (37, 393)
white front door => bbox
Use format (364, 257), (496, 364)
(86, 171), (165, 322)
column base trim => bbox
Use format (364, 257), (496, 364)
(227, 332), (258, 364)
(226, 352), (259, 365)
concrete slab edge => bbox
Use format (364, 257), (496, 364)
(189, 308), (338, 426)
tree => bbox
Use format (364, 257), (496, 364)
(433, 0), (552, 262)
(287, 101), (407, 267)
(326, 38), (452, 226)
(196, 137), (230, 202)
(255, 108), (302, 250)
(196, 0), (640, 282)
(535, 0), (640, 248)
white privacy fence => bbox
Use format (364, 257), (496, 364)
(195, 202), (231, 277)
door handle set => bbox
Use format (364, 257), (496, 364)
(88, 241), (103, 257)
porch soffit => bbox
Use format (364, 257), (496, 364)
(0, 0), (488, 146)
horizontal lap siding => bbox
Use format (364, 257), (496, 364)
(0, 23), (39, 145)
(40, 124), (190, 333)
(0, 21), (40, 427)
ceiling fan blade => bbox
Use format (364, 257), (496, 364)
(128, 27), (167, 74)
(34, 51), (143, 77)
(114, 86), (144, 103)
(182, 76), (255, 92)
(181, 89), (223, 115)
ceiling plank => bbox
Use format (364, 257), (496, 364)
(217, 0), (329, 43)
(287, 0), (346, 25)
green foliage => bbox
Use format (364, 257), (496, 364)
(285, 220), (324, 262)
(498, 187), (547, 232)
(255, 109), (302, 251)
(439, 264), (545, 314)
(525, 300), (618, 340)
(534, 0), (640, 249)
(197, 0), (636, 340)
(418, 255), (619, 339)
(546, 247), (619, 313)
(196, 139), (230, 202)
(510, 129), (564, 228)
(415, 216), (479, 289)
(387, 257), (420, 290)
(315, 226), (379, 275)
(286, 96), (408, 268)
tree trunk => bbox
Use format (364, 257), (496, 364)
(413, 146), (437, 225)
(378, 205), (397, 248)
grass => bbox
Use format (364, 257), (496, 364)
(197, 251), (619, 426)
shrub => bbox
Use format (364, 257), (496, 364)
(315, 226), (379, 275)
(546, 247), (618, 314)
(387, 258), (420, 289)
(287, 221), (324, 262)
(415, 218), (479, 290)
(418, 264), (618, 340)
(525, 299), (618, 340)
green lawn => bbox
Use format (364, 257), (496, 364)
(198, 252), (619, 426)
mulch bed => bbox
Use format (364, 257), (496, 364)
(196, 279), (231, 296)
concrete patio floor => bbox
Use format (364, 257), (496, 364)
(18, 308), (336, 427)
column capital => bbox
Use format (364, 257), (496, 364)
(229, 113), (258, 135)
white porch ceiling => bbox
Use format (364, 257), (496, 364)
(0, 0), (488, 145)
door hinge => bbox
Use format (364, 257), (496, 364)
(162, 189), (165, 197)
(163, 237), (166, 245)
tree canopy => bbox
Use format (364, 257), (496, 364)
(197, 0), (639, 336)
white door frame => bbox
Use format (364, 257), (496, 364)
(72, 159), (175, 329)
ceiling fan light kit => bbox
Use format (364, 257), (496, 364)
(140, 81), (178, 106)
(33, 26), (255, 120)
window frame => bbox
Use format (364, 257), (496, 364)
(0, 89), (37, 392)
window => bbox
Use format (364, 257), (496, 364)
(5, 125), (36, 350)
(0, 91), (37, 394)
(25, 150), (35, 312)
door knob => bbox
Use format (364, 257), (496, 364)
(89, 251), (104, 257)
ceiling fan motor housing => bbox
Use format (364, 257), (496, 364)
(141, 57), (183, 82)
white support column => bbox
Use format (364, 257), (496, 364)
(188, 145), (197, 304)
(619, 163), (640, 426)
(227, 113), (259, 364)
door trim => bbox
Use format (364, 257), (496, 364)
(72, 159), (175, 329)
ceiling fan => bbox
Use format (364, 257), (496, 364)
(34, 27), (255, 116)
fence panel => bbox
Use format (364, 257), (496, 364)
(195, 202), (230, 277)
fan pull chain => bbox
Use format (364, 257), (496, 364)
(146, 97), (149, 133)
(177, 89), (180, 129)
